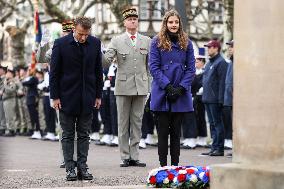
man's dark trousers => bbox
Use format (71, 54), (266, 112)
(204, 103), (224, 152)
(60, 111), (93, 170)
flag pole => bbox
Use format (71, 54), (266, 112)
(31, 0), (40, 70)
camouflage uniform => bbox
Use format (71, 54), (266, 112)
(2, 77), (23, 134)
(0, 75), (7, 134)
(17, 76), (31, 134)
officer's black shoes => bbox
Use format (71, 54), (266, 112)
(60, 161), (65, 168)
(4, 130), (15, 137)
(0, 129), (5, 136)
(15, 129), (21, 136)
(66, 169), (77, 181)
(120, 159), (130, 167)
(209, 150), (224, 156)
(77, 168), (93, 180)
(226, 153), (232, 158)
(129, 160), (146, 167)
(201, 149), (215, 156)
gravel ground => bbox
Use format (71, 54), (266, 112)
(0, 136), (231, 188)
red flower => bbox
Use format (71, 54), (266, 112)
(206, 171), (210, 178)
(175, 167), (181, 172)
(177, 174), (186, 182)
(186, 168), (195, 174)
(168, 173), (174, 181)
(149, 176), (156, 184)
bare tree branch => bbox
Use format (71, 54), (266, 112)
(109, 0), (131, 28)
(78, 0), (96, 16)
(72, 0), (85, 15)
(78, 0), (113, 16)
(41, 18), (61, 24)
(42, 0), (70, 22)
(0, 0), (27, 24)
(0, 9), (13, 24)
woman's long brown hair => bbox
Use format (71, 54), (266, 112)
(157, 9), (188, 51)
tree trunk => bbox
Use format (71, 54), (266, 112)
(5, 26), (27, 67)
(185, 0), (192, 34)
(223, 0), (234, 49)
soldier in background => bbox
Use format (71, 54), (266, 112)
(2, 66), (24, 136)
(13, 67), (22, 135)
(35, 68), (46, 133)
(22, 68), (41, 139)
(17, 65), (31, 136)
(223, 40), (234, 157)
(37, 63), (56, 141)
(0, 64), (7, 135)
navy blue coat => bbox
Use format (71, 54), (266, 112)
(50, 33), (103, 115)
(149, 36), (196, 112)
(224, 60), (233, 106)
(202, 54), (228, 104)
(22, 76), (39, 105)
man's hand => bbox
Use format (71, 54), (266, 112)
(52, 99), (61, 110)
(94, 98), (101, 109)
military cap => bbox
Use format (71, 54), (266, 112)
(122, 7), (138, 20)
(0, 64), (7, 71)
(7, 66), (15, 75)
(62, 20), (74, 32)
(226, 40), (234, 47)
(0, 61), (10, 72)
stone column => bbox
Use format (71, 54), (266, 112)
(211, 0), (284, 188)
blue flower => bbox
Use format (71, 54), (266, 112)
(198, 171), (209, 184)
(169, 169), (178, 177)
(155, 170), (168, 184)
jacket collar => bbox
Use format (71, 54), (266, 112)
(209, 53), (221, 62)
(67, 32), (90, 45)
(124, 32), (142, 48)
(171, 41), (180, 49)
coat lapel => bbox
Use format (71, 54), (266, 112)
(172, 41), (180, 49)
(135, 33), (142, 49)
(124, 33), (133, 48)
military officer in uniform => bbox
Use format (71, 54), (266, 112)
(105, 7), (151, 167)
(0, 64), (7, 135)
(17, 65), (31, 136)
(2, 66), (24, 136)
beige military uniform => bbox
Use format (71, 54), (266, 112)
(0, 75), (7, 131)
(2, 78), (23, 132)
(105, 33), (151, 161)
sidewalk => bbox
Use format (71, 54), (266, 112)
(0, 137), (231, 188)
(30, 185), (148, 189)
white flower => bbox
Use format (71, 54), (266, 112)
(163, 166), (173, 170)
(173, 177), (178, 184)
(199, 172), (205, 179)
(192, 167), (198, 172)
(147, 168), (159, 182)
(178, 169), (187, 174)
(149, 168), (159, 176)
(190, 174), (198, 183)
(163, 177), (169, 184)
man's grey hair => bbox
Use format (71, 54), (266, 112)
(74, 17), (92, 29)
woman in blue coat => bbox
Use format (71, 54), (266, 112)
(149, 10), (196, 166)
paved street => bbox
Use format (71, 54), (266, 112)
(0, 136), (231, 189)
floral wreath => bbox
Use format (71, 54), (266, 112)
(147, 165), (210, 189)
